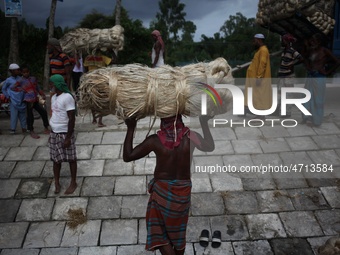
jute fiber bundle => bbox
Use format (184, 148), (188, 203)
(59, 25), (124, 54)
(256, 0), (336, 35)
(78, 57), (234, 119)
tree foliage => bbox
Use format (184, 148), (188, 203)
(0, 2), (284, 83)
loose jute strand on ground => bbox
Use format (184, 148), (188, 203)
(78, 57), (234, 119)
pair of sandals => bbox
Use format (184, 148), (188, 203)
(199, 229), (221, 248)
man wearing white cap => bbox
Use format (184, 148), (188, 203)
(2, 63), (27, 134)
(244, 33), (272, 119)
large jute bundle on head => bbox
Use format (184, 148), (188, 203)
(78, 57), (234, 119)
(59, 25), (124, 54)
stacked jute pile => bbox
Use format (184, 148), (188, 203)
(78, 57), (234, 119)
(59, 25), (124, 54)
(256, 0), (336, 35)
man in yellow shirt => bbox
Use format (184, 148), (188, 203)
(83, 50), (113, 127)
(244, 34), (272, 119)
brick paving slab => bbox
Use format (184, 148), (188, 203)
(0, 135), (24, 147)
(81, 176), (115, 196)
(102, 131), (127, 144)
(87, 196), (122, 219)
(242, 177), (277, 191)
(191, 173), (212, 193)
(0, 249), (40, 255)
(186, 217), (211, 242)
(210, 142), (234, 157)
(210, 173), (243, 191)
(16, 198), (54, 222)
(114, 176), (146, 195)
(121, 195), (149, 218)
(307, 236), (336, 255)
(210, 215), (249, 241)
(11, 161), (45, 178)
(75, 132), (103, 145)
(32, 147), (50, 161)
(210, 127), (236, 141)
(0, 162), (15, 178)
(307, 150), (340, 166)
(23, 221), (65, 248)
(232, 140), (263, 154)
(16, 178), (51, 198)
(285, 136), (319, 151)
(312, 122), (340, 135)
(60, 220), (101, 247)
(222, 154), (253, 171)
(287, 188), (330, 210)
(314, 209), (340, 235)
(233, 240), (273, 255)
(270, 238), (314, 255)
(312, 135), (340, 149)
(78, 246), (116, 255)
(0, 179), (21, 198)
(286, 124), (317, 137)
(39, 247), (78, 255)
(257, 190), (294, 212)
(279, 211), (323, 237)
(0, 200), (21, 223)
(138, 219), (147, 245)
(272, 174), (309, 189)
(0, 148), (9, 161)
(306, 177), (339, 187)
(246, 214), (286, 239)
(21, 135), (49, 147)
(91, 144), (121, 159)
(320, 186), (340, 208)
(47, 177), (83, 197)
(75, 145), (93, 160)
(279, 151), (314, 166)
(191, 193), (225, 216)
(4, 147), (37, 161)
(100, 219), (138, 245)
(259, 138), (291, 153)
(52, 197), (88, 220)
(77, 160), (105, 177)
(194, 242), (234, 255)
(235, 126), (262, 140)
(103, 159), (134, 176)
(0, 222), (29, 249)
(223, 191), (259, 214)
(260, 126), (291, 138)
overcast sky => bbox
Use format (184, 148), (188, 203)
(0, 0), (258, 41)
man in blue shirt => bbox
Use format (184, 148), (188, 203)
(2, 63), (27, 134)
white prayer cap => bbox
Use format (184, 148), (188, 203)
(254, 34), (265, 39)
(9, 63), (20, 70)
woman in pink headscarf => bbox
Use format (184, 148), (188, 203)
(151, 30), (165, 67)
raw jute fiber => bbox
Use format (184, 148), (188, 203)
(78, 57), (234, 119)
(60, 25), (124, 54)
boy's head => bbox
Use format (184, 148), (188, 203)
(8, 63), (21, 77)
(21, 65), (30, 78)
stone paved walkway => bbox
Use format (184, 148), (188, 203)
(0, 87), (339, 255)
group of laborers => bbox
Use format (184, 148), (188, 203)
(244, 32), (340, 127)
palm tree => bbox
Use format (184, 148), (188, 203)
(115, 0), (121, 25)
(43, 0), (58, 90)
(8, 17), (19, 65)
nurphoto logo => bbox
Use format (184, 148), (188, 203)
(200, 83), (312, 128)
